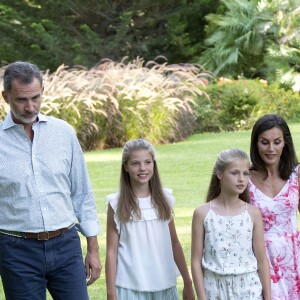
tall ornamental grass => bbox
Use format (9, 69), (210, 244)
(43, 57), (212, 150)
(0, 58), (212, 150)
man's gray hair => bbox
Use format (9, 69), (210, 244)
(3, 61), (43, 92)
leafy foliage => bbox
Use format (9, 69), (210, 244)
(0, 0), (219, 71)
(196, 79), (263, 131)
(196, 78), (300, 133)
(253, 82), (300, 121)
(200, 0), (300, 87)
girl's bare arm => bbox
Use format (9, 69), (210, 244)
(191, 205), (208, 300)
(169, 219), (195, 300)
(105, 205), (119, 300)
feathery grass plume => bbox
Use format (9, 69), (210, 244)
(42, 63), (113, 150)
(1, 58), (212, 150)
(89, 56), (212, 148)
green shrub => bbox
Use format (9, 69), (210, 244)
(196, 79), (300, 133)
(196, 79), (263, 132)
(253, 83), (300, 122)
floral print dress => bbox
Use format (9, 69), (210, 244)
(202, 203), (262, 299)
(249, 165), (300, 300)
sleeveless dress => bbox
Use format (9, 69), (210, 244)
(106, 188), (179, 298)
(202, 202), (263, 299)
(249, 165), (300, 300)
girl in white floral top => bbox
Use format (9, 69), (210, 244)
(191, 149), (271, 300)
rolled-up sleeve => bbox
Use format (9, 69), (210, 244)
(69, 131), (100, 237)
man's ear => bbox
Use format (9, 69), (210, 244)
(2, 91), (9, 104)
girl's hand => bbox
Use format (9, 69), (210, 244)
(182, 282), (195, 300)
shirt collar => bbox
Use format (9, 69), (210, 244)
(2, 112), (48, 130)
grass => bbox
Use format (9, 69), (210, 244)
(1, 123), (300, 299)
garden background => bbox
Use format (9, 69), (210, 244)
(0, 0), (300, 299)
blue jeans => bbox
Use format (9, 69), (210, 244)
(0, 226), (89, 300)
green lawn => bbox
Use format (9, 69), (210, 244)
(1, 123), (300, 299)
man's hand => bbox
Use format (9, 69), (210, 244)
(85, 236), (102, 286)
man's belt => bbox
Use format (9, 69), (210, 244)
(0, 224), (75, 240)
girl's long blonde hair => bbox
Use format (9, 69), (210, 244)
(206, 148), (250, 203)
(117, 139), (172, 223)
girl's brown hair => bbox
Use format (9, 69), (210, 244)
(117, 139), (172, 223)
(206, 148), (250, 203)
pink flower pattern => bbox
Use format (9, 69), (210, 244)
(249, 166), (300, 300)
